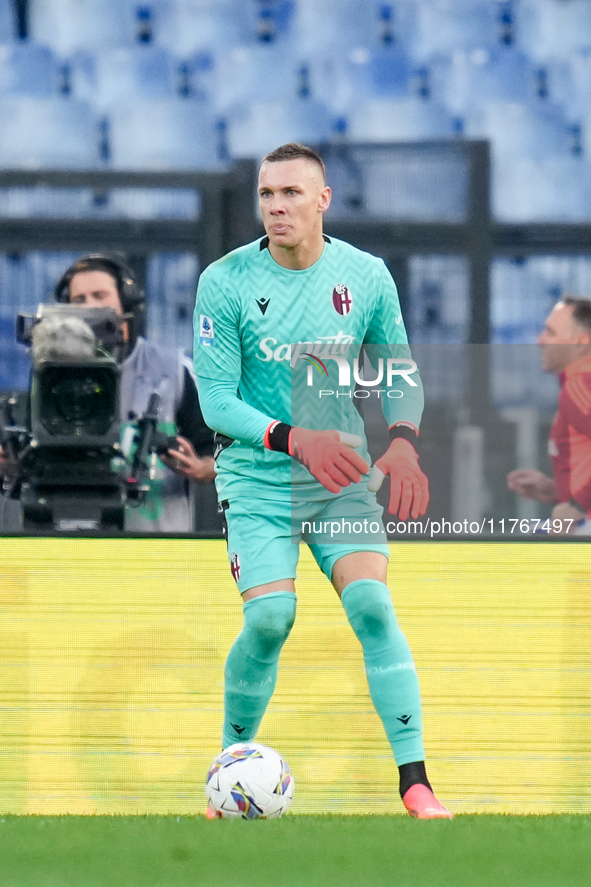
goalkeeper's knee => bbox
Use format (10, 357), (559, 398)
(341, 579), (402, 647)
(241, 591), (297, 660)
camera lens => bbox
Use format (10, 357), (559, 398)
(39, 366), (117, 437)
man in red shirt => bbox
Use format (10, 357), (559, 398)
(508, 296), (591, 534)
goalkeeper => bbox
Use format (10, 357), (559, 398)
(194, 143), (452, 819)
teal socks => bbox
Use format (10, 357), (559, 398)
(341, 579), (424, 765)
(222, 582), (424, 766)
(222, 591), (296, 749)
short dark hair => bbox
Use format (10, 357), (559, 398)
(262, 143), (326, 182)
(561, 295), (591, 334)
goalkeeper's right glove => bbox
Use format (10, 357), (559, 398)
(367, 424), (429, 519)
(264, 422), (369, 494)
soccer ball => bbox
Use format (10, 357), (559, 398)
(205, 742), (294, 819)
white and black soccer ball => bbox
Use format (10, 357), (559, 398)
(205, 742), (294, 819)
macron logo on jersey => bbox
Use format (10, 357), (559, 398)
(199, 314), (215, 346)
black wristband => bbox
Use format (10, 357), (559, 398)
(266, 421), (292, 454)
(388, 424), (418, 446)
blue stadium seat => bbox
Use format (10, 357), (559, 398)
(293, 0), (418, 55)
(4, 0), (587, 222)
(412, 0), (499, 60)
(532, 56), (585, 123)
(305, 45), (412, 120)
(515, 0), (591, 61)
(107, 98), (223, 169)
(464, 100), (585, 221)
(251, 0), (296, 44)
(292, 0), (378, 53)
(68, 46), (177, 111)
(177, 51), (216, 101)
(433, 45), (535, 117)
(0, 0), (16, 42)
(369, 46), (413, 96)
(497, 52), (591, 153)
(346, 96), (455, 141)
(0, 42), (58, 97)
(156, 0), (251, 56)
(28, 0), (138, 53)
(210, 43), (301, 114)
(0, 97), (101, 168)
(225, 96), (332, 160)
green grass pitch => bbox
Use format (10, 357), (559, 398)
(0, 814), (588, 887)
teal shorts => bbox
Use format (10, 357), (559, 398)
(220, 483), (390, 593)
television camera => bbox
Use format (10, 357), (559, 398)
(0, 305), (175, 532)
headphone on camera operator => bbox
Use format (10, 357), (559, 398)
(53, 253), (146, 352)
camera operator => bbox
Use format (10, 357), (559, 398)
(52, 253), (216, 533)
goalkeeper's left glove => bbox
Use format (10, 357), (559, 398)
(368, 428), (429, 520)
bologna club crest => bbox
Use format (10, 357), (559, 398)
(230, 552), (241, 582)
(332, 284), (352, 316)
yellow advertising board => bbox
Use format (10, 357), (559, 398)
(0, 538), (589, 815)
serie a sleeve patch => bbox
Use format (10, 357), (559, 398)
(199, 314), (215, 346)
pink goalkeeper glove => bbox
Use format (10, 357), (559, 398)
(289, 427), (370, 494)
(368, 438), (429, 519)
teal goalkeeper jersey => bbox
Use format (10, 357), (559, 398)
(194, 235), (424, 499)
